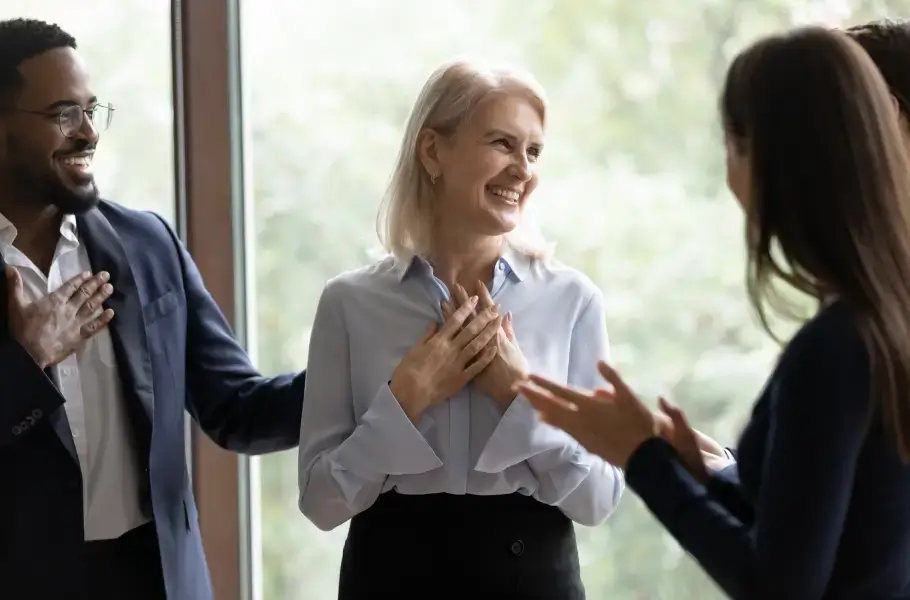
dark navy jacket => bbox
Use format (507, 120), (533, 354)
(627, 302), (910, 599)
(0, 201), (305, 599)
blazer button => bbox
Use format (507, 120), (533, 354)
(510, 540), (525, 556)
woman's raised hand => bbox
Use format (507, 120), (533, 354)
(390, 296), (502, 423)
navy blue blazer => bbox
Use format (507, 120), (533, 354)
(626, 302), (910, 599)
(0, 201), (305, 600)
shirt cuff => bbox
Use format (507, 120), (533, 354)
(714, 462), (740, 485)
(474, 396), (579, 473)
(330, 383), (444, 483)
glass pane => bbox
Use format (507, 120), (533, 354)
(1, 2), (175, 223)
(244, 2), (909, 598)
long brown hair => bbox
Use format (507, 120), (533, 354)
(720, 26), (910, 460)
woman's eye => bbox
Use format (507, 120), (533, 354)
(494, 139), (511, 150)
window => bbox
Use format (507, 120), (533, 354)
(244, 2), (905, 598)
(1, 1), (175, 223)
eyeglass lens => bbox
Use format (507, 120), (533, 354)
(59, 104), (114, 137)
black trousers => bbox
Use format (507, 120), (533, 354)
(339, 491), (585, 600)
(86, 521), (166, 600)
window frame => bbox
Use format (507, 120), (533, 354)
(171, 0), (254, 598)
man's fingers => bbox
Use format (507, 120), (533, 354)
(5, 266), (26, 307)
(68, 272), (110, 311)
(77, 283), (115, 320)
(57, 271), (95, 302)
(80, 308), (115, 338)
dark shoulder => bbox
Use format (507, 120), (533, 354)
(784, 301), (864, 358)
(775, 300), (869, 393)
(96, 200), (175, 240)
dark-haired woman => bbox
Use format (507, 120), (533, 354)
(519, 26), (910, 600)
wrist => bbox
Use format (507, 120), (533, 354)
(15, 338), (48, 370)
(495, 369), (525, 409)
(389, 378), (426, 424)
(493, 390), (517, 411)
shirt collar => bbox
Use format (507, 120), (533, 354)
(0, 212), (79, 248)
(394, 243), (531, 283)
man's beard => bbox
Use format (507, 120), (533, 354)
(41, 173), (100, 215)
(7, 160), (100, 215)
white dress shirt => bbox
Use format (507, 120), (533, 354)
(0, 212), (149, 541)
(298, 245), (624, 532)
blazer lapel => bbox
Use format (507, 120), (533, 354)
(77, 209), (154, 462)
(0, 254), (79, 462)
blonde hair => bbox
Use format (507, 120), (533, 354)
(376, 57), (554, 260)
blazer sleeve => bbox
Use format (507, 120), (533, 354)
(705, 466), (754, 526)
(153, 213), (306, 454)
(0, 340), (64, 449)
(624, 313), (869, 600)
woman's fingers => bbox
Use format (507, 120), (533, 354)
(516, 380), (580, 413)
(526, 374), (600, 410)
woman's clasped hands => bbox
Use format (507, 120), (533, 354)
(443, 282), (529, 411)
(389, 294), (502, 424)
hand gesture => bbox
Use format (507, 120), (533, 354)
(7, 267), (114, 369)
(390, 296), (501, 423)
(444, 282), (527, 411)
(656, 397), (710, 483)
(516, 360), (659, 468)
(656, 408), (734, 474)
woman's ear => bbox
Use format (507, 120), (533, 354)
(417, 128), (443, 181)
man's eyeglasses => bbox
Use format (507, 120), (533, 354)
(15, 103), (114, 138)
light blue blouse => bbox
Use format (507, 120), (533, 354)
(297, 246), (624, 532)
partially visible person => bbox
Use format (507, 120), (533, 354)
(671, 17), (910, 480)
(519, 26), (910, 600)
(297, 58), (623, 599)
(848, 19), (910, 135)
(0, 18), (305, 600)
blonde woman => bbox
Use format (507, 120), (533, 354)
(297, 59), (623, 599)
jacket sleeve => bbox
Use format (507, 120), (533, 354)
(0, 340), (64, 450)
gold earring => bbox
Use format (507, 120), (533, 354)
(430, 173), (437, 185)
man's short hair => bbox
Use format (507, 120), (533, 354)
(847, 19), (910, 115)
(0, 18), (76, 109)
